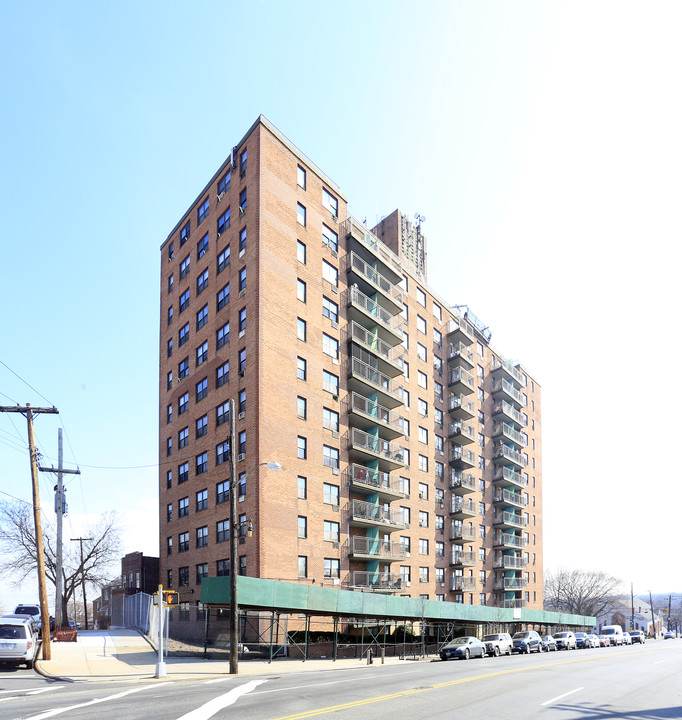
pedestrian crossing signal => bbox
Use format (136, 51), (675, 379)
(163, 591), (179, 606)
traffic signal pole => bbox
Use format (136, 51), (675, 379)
(155, 585), (166, 678)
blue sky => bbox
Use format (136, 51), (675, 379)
(1, 1), (681, 612)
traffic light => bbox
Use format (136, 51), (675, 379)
(163, 590), (179, 606)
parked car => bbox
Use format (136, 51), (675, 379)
(597, 634), (611, 647)
(440, 636), (487, 660)
(586, 634), (600, 648)
(622, 632), (632, 645)
(601, 625), (624, 646)
(555, 631), (577, 650)
(574, 632), (589, 649)
(628, 630), (645, 644)
(0, 616), (39, 668)
(512, 630), (543, 654)
(481, 632), (513, 656)
(13, 604), (41, 631)
(541, 635), (557, 651)
(664, 631), (674, 639)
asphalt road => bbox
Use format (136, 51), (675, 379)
(1, 640), (680, 720)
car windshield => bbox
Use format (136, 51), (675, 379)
(0, 625), (24, 639)
(15, 606), (39, 615)
(482, 635), (499, 641)
(603, 629), (616, 634)
(513, 632), (529, 639)
(556, 633), (569, 638)
(452, 637), (471, 645)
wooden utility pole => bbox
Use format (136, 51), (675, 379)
(39, 428), (80, 629)
(0, 404), (59, 660)
(71, 537), (93, 629)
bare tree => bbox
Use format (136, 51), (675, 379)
(544, 567), (622, 618)
(0, 501), (121, 623)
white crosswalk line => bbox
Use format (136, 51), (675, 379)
(175, 679), (267, 720)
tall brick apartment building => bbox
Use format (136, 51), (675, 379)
(159, 116), (543, 613)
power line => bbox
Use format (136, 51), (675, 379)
(0, 360), (55, 406)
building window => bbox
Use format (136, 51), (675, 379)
(196, 452), (208, 475)
(297, 396), (307, 420)
(417, 343), (427, 362)
(218, 169), (231, 196)
(297, 279), (307, 303)
(298, 556), (307, 578)
(216, 247), (230, 277)
(297, 318), (306, 342)
(322, 224), (338, 252)
(217, 361), (229, 388)
(417, 315), (427, 335)
(323, 520), (340, 542)
(322, 260), (338, 287)
(196, 377), (208, 402)
(239, 188), (247, 213)
(178, 462), (189, 484)
(168, 241), (174, 260)
(297, 357), (307, 381)
(297, 240), (306, 264)
(196, 341), (208, 366)
(196, 526), (208, 548)
(323, 445), (339, 469)
(216, 559), (229, 577)
(239, 267), (246, 292)
(166, 470), (172, 489)
(297, 165), (306, 189)
(216, 519), (229, 543)
(178, 567), (189, 587)
(239, 148), (247, 176)
(180, 255), (190, 280)
(238, 389), (246, 414)
(322, 188), (338, 217)
(323, 483), (339, 506)
(418, 454), (428, 472)
(324, 558), (340, 578)
(419, 539), (429, 555)
(166, 404), (172, 424)
(180, 221), (190, 245)
(239, 227), (247, 254)
(217, 208), (230, 236)
(197, 305), (208, 331)
(419, 511), (428, 527)
(238, 348), (246, 374)
(217, 322), (230, 349)
(416, 287), (426, 307)
(179, 289), (190, 313)
(298, 476), (307, 499)
(434, 435), (444, 453)
(178, 427), (188, 449)
(322, 296), (338, 322)
(197, 269), (209, 295)
(179, 323), (190, 347)
(178, 357), (189, 380)
(418, 426), (428, 444)
(297, 436), (307, 459)
(168, 273), (174, 294)
(197, 198), (209, 225)
(419, 567), (429, 583)
(239, 307), (246, 334)
(322, 333), (338, 359)
(238, 430), (246, 456)
(323, 370), (338, 395)
(167, 306), (173, 326)
(196, 415), (207, 438)
(477, 341), (484, 357)
(217, 481), (228, 505)
(216, 400), (229, 427)
(195, 489), (208, 512)
(196, 563), (209, 585)
(179, 499), (189, 519)
(167, 537), (173, 555)
(418, 370), (428, 389)
(217, 283), (230, 310)
(297, 515), (307, 539)
(297, 202), (306, 227)
(166, 503), (172, 522)
(322, 407), (339, 432)
(435, 461), (444, 479)
(197, 234), (209, 260)
(216, 441), (229, 466)
(418, 398), (428, 417)
(179, 392), (189, 415)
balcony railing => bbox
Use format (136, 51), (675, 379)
(494, 556), (527, 570)
(450, 470), (476, 494)
(447, 342), (475, 368)
(346, 287), (404, 344)
(349, 356), (403, 406)
(451, 550), (477, 566)
(493, 444), (527, 468)
(449, 394), (475, 418)
(351, 570), (404, 592)
(449, 421), (476, 444)
(493, 466), (528, 488)
(348, 498), (409, 529)
(348, 427), (406, 467)
(450, 526), (477, 543)
(501, 599), (527, 608)
(491, 378), (526, 407)
(491, 357), (526, 387)
(450, 446), (476, 467)
(349, 536), (406, 561)
(346, 251), (403, 307)
(494, 533), (528, 549)
(494, 511), (528, 529)
(348, 392), (405, 437)
(492, 400), (527, 427)
(450, 497), (476, 518)
(493, 422), (528, 447)
(341, 216), (402, 277)
(345, 463), (408, 499)
(448, 367), (475, 394)
(451, 576), (477, 591)
(348, 321), (405, 375)
(497, 577), (527, 590)
(445, 317), (474, 346)
(493, 488), (528, 508)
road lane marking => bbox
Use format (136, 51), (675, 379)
(254, 670), (417, 695)
(174, 679), (267, 720)
(0, 687), (62, 694)
(269, 655), (620, 720)
(22, 682), (174, 720)
(203, 678), (230, 684)
(541, 687), (583, 706)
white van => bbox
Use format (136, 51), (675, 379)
(601, 625), (624, 646)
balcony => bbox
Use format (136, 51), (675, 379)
(341, 216), (402, 284)
(345, 463), (408, 501)
(491, 357), (526, 387)
(449, 421), (475, 445)
(449, 498), (477, 520)
(347, 392), (405, 440)
(496, 577), (527, 591)
(449, 395), (475, 420)
(501, 598), (527, 609)
(348, 499), (409, 530)
(346, 251), (403, 314)
(350, 570), (404, 593)
(491, 378), (526, 409)
(492, 400), (527, 427)
(348, 356), (403, 408)
(347, 322), (405, 378)
(451, 576), (476, 592)
(494, 555), (527, 570)
(346, 286), (404, 347)
(447, 368), (475, 395)
(451, 550), (477, 568)
(446, 342), (475, 370)
(450, 526), (476, 544)
(348, 536), (406, 562)
(449, 470), (476, 494)
(347, 428), (406, 470)
(445, 317), (474, 346)
(492, 444), (527, 470)
(493, 511), (528, 530)
(492, 466), (528, 489)
(493, 488), (528, 509)
(493, 422), (527, 448)
(494, 533), (527, 550)
(449, 446), (476, 469)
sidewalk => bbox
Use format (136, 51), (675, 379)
(36, 629), (411, 683)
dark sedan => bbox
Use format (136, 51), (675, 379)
(440, 636), (487, 660)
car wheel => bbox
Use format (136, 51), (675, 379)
(494, 646), (500, 657)
(525, 645), (530, 654)
(25, 657), (34, 670)
(507, 647), (512, 655)
(464, 649), (470, 660)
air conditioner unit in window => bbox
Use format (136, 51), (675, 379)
(331, 321), (339, 329)
(419, 492), (424, 499)
(239, 370), (245, 377)
(239, 207), (246, 218)
(239, 289), (246, 297)
(332, 577), (340, 585)
(217, 191), (225, 202)
(238, 453), (245, 461)
(331, 249), (338, 258)
(332, 468), (339, 475)
(405, 580), (411, 587)
(332, 541), (339, 549)
(217, 231), (222, 238)
(331, 286), (338, 294)
(405, 552), (411, 558)
(331, 214), (338, 222)
(332, 394), (338, 401)
(238, 412), (245, 420)
(332, 504), (339, 512)
(331, 431), (339, 439)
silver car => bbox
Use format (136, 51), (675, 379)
(0, 616), (39, 668)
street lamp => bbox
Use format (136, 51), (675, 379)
(228, 396), (280, 674)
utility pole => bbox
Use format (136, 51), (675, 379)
(71, 537), (93, 629)
(630, 582), (635, 631)
(39, 428), (80, 629)
(649, 590), (656, 638)
(0, 404), (58, 661)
